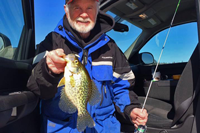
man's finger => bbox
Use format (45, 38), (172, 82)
(135, 117), (147, 125)
(55, 49), (65, 57)
(48, 50), (66, 64)
(46, 49), (67, 74)
(130, 108), (142, 120)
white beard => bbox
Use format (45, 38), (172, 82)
(67, 12), (96, 33)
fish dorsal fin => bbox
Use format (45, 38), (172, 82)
(57, 77), (65, 87)
(89, 81), (101, 106)
(75, 54), (80, 58)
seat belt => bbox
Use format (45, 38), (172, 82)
(172, 0), (200, 126)
(172, 74), (200, 126)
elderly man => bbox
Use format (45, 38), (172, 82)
(27, 0), (148, 132)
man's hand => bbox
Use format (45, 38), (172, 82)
(130, 108), (148, 128)
(46, 48), (66, 74)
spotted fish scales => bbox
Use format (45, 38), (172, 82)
(57, 54), (101, 132)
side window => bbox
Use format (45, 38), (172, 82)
(140, 22), (198, 64)
(0, 0), (24, 60)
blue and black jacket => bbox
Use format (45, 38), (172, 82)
(27, 11), (141, 133)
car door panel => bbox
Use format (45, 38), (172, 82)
(0, 58), (40, 133)
(0, 0), (40, 132)
(0, 58), (32, 93)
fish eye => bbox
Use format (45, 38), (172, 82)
(74, 60), (79, 64)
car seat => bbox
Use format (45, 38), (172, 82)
(138, 43), (200, 133)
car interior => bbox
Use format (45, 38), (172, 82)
(100, 0), (200, 133)
(0, 0), (199, 133)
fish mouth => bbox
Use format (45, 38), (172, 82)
(65, 54), (76, 61)
(64, 54), (80, 74)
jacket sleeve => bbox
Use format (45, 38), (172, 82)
(27, 32), (63, 100)
(111, 42), (141, 122)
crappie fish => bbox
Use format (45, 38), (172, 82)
(57, 54), (101, 132)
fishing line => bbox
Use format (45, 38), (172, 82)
(141, 0), (181, 111)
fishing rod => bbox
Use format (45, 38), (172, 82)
(135, 0), (182, 132)
(142, 0), (181, 111)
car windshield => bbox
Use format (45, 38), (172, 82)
(106, 11), (142, 52)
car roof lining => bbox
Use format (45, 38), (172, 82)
(103, 0), (196, 31)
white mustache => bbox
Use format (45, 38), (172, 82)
(76, 17), (91, 22)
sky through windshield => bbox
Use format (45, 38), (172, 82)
(34, 0), (198, 63)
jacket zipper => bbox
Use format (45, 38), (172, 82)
(100, 81), (107, 106)
(104, 83), (107, 98)
(82, 49), (88, 65)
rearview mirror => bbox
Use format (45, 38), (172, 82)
(0, 33), (11, 49)
(113, 23), (129, 32)
(140, 52), (154, 64)
(0, 33), (13, 59)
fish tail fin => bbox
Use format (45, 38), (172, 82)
(59, 88), (77, 113)
(77, 111), (95, 132)
(89, 81), (101, 106)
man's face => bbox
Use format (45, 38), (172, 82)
(64, 0), (98, 34)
